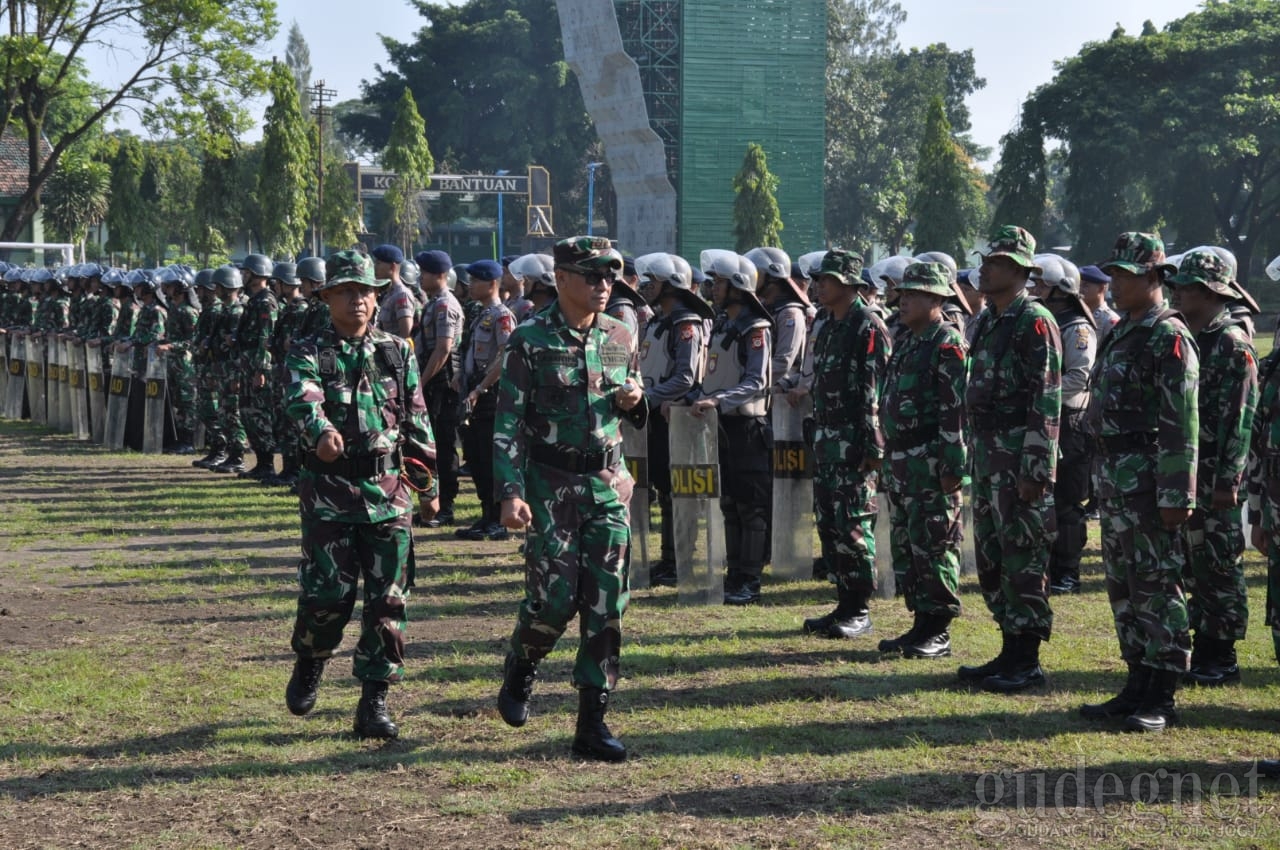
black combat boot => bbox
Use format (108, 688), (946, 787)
(571, 687), (627, 762)
(497, 652), (538, 728)
(238, 452), (275, 480)
(878, 617), (921, 654)
(1080, 662), (1151, 720)
(803, 585), (872, 639)
(1124, 668), (1180, 733)
(900, 613), (952, 659)
(285, 656), (326, 716)
(167, 428), (195, 455)
(212, 446), (246, 474)
(193, 439), (226, 469)
(1258, 759), (1280, 779)
(981, 634), (1046, 693)
(1185, 637), (1240, 687)
(649, 559), (678, 587)
(957, 631), (1012, 683)
(267, 454), (299, 487)
(724, 576), (761, 606)
(353, 680), (399, 740)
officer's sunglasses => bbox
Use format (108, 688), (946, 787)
(557, 263), (617, 288)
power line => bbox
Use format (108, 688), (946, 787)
(310, 80), (338, 256)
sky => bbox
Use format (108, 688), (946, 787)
(104, 0), (1207, 163)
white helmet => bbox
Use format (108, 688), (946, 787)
(510, 253), (555, 288)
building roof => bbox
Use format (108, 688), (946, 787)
(0, 126), (53, 199)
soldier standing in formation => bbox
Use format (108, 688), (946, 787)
(283, 250), (438, 740)
(191, 271), (225, 468)
(1082, 233), (1198, 733)
(234, 254), (280, 480)
(493, 236), (645, 762)
(797, 249), (890, 638)
(878, 262), (968, 654)
(210, 265), (248, 474)
(960, 226), (1062, 693)
(690, 251), (773, 605)
(266, 261), (308, 486)
(1167, 248), (1257, 687)
(160, 267), (200, 455)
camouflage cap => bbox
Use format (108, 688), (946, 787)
(553, 235), (623, 273)
(1168, 248), (1236, 296)
(319, 250), (382, 291)
(978, 225), (1041, 272)
(895, 261), (953, 299)
(816, 249), (865, 286)
(1099, 232), (1165, 275)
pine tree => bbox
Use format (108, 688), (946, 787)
(910, 96), (988, 259)
(381, 88), (435, 252)
(731, 142), (784, 252)
(257, 61), (312, 258)
(285, 22), (314, 116)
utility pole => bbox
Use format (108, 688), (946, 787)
(309, 80), (337, 257)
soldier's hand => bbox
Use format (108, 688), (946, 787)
(615, 379), (642, 411)
(940, 475), (963, 494)
(316, 429), (344, 462)
(785, 386), (809, 408)
(1017, 478), (1048, 502)
(1159, 507), (1192, 531)
(659, 400), (674, 421)
(1252, 524), (1267, 555)
(1211, 488), (1237, 511)
(419, 495), (440, 522)
(690, 398), (717, 418)
(156, 343), (171, 353)
(253, 371), (266, 389)
(502, 497), (532, 530)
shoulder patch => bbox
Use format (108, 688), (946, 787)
(498, 314), (514, 334)
(751, 328), (765, 349)
(681, 324), (695, 341)
(1074, 326), (1089, 351)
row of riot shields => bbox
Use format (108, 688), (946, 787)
(624, 400), (978, 603)
(1, 331), (172, 453)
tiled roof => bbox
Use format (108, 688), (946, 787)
(0, 127), (53, 199)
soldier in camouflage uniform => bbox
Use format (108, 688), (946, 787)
(191, 270), (226, 467)
(959, 226), (1062, 693)
(283, 250), (438, 740)
(1081, 232), (1198, 734)
(795, 249), (890, 638)
(877, 262), (969, 655)
(264, 261), (308, 486)
(1166, 249), (1256, 687)
(209, 266), (249, 474)
(297, 259), (331, 341)
(116, 271), (167, 451)
(493, 236), (645, 763)
(159, 267), (200, 454)
(234, 254), (280, 480)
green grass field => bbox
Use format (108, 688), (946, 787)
(0, 419), (1278, 849)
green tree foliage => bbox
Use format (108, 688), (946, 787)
(104, 135), (151, 263)
(285, 21), (314, 117)
(1010, 0), (1280, 277)
(910, 96), (988, 258)
(990, 115), (1047, 240)
(320, 159), (361, 251)
(731, 143), (784, 252)
(42, 156), (110, 253)
(340, 0), (595, 230)
(380, 87), (435, 252)
(258, 62), (312, 258)
(0, 0), (276, 243)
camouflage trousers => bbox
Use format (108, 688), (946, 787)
(218, 371), (246, 451)
(291, 511), (411, 683)
(239, 374), (276, 455)
(1258, 497), (1280, 665)
(272, 366), (299, 465)
(1099, 495), (1191, 673)
(1182, 505), (1248, 641)
(814, 461), (877, 595)
(195, 368), (222, 445)
(510, 473), (631, 691)
(888, 487), (962, 618)
(972, 469), (1055, 639)
(166, 353), (195, 433)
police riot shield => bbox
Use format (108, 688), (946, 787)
(86, 343), (106, 443)
(141, 345), (169, 454)
(960, 484), (978, 576)
(3, 333), (25, 420)
(0, 333), (8, 406)
(770, 395), (816, 581)
(67, 340), (90, 440)
(44, 336), (60, 429)
(668, 406), (725, 605)
(874, 491), (896, 599)
(54, 338), (72, 432)
(621, 420), (651, 589)
(103, 352), (133, 450)
(25, 334), (46, 425)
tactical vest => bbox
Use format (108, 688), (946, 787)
(701, 312), (771, 417)
(967, 296), (1035, 423)
(1091, 308), (1188, 435)
(639, 308), (704, 390)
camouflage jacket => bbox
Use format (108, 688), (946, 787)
(128, 303), (166, 373)
(193, 300), (222, 370)
(167, 303), (200, 355)
(882, 318), (968, 491)
(86, 296), (118, 341)
(1088, 304), (1199, 508)
(965, 291), (1062, 483)
(298, 298), (331, 342)
(271, 294), (309, 368)
(72, 293), (98, 338)
(1194, 305), (1256, 500)
(37, 295), (70, 332)
(493, 301), (645, 505)
(235, 287), (278, 375)
(286, 326), (437, 524)
(110, 299), (137, 342)
(811, 297), (890, 465)
(1247, 352), (1280, 525)
(212, 294), (245, 376)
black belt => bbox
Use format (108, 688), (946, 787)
(887, 426), (937, 452)
(304, 453), (395, 478)
(1097, 432), (1157, 454)
(530, 442), (623, 474)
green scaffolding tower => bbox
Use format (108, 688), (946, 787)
(614, 0), (826, 257)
